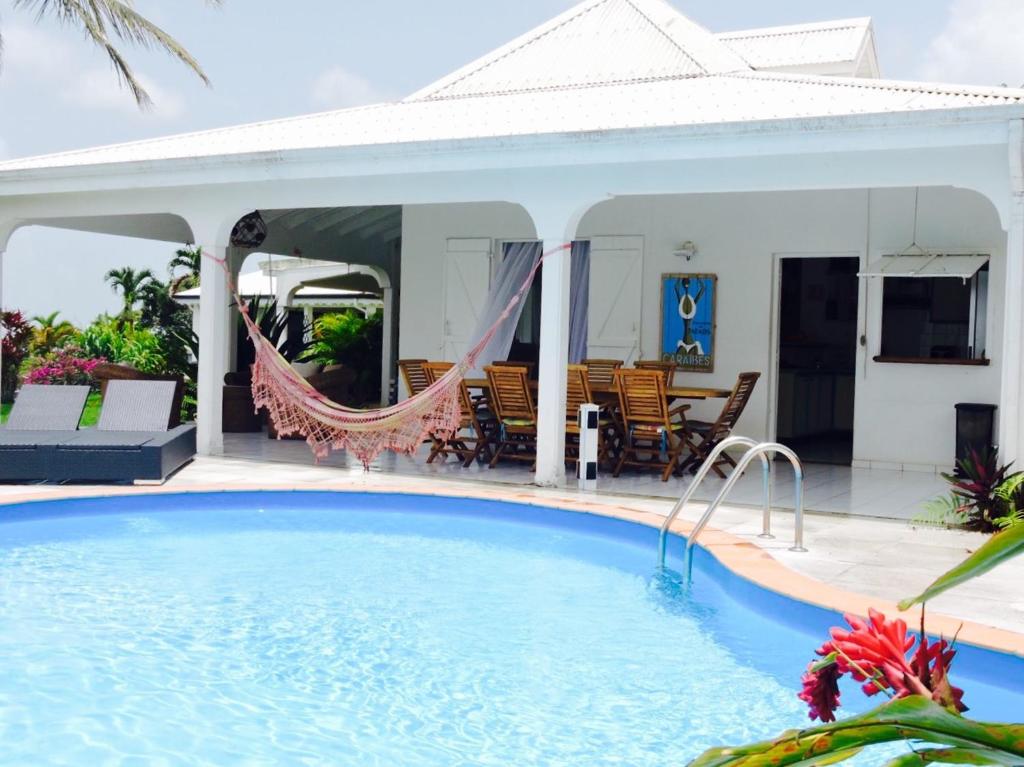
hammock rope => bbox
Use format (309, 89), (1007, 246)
(207, 244), (569, 467)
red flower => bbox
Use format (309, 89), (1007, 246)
(798, 609), (967, 722)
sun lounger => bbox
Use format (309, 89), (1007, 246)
(48, 380), (196, 484)
(0, 385), (90, 481)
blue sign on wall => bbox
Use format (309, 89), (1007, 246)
(661, 273), (717, 373)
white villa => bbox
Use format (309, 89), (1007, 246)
(1, 0), (1023, 489)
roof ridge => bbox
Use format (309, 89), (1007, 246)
(717, 17), (871, 41)
(410, 0), (613, 101)
(416, 71), (709, 102)
(726, 69), (1024, 100)
(415, 0), (711, 101)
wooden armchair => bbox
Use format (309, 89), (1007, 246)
(613, 369), (690, 482)
(682, 372), (761, 477)
(565, 364), (613, 469)
(398, 359), (431, 398)
(634, 360), (678, 386)
(582, 359), (623, 390)
(484, 364), (537, 467)
(423, 362), (495, 467)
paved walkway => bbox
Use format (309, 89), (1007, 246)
(1, 456), (1020, 638)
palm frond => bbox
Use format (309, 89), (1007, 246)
(10, 0), (220, 107)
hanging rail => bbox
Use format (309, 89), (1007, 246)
(682, 443), (806, 582)
(657, 436), (772, 568)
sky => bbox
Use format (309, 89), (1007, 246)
(2, 0), (1024, 323)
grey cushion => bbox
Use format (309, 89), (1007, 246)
(98, 380), (177, 432)
(5, 384), (90, 431)
(58, 431), (157, 449)
(0, 431), (77, 447)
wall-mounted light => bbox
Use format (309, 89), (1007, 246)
(673, 241), (699, 261)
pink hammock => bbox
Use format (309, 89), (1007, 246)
(211, 244), (568, 467)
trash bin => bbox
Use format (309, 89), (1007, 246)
(954, 403), (997, 475)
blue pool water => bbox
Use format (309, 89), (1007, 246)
(0, 491), (1020, 765)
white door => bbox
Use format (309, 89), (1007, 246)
(442, 238), (492, 359)
(587, 236), (643, 364)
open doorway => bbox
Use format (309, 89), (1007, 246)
(776, 256), (859, 465)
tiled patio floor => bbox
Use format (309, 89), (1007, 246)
(223, 432), (949, 520)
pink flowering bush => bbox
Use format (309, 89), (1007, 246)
(21, 345), (106, 388)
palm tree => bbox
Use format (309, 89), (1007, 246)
(29, 311), (76, 354)
(105, 266), (156, 319)
(168, 246), (202, 294)
(1, 1), (221, 108)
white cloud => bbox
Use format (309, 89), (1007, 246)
(918, 0), (1024, 87)
(310, 66), (393, 109)
(2, 23), (185, 119)
(0, 136), (9, 160)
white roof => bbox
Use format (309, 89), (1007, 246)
(174, 272), (374, 302)
(0, 0), (1021, 175)
(716, 18), (877, 76)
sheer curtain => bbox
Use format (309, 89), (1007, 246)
(468, 241), (541, 374)
(568, 240), (590, 364)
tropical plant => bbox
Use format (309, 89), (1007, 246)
(917, 449), (1024, 533)
(21, 344), (105, 388)
(138, 277), (197, 378)
(1, 0), (220, 108)
(235, 295), (309, 367)
(688, 524), (1024, 767)
(168, 246), (202, 294)
(1, 310), (33, 402)
(300, 310), (382, 402)
(104, 266), (157, 322)
(77, 315), (166, 373)
(28, 311), (77, 355)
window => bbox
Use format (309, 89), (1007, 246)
(879, 264), (988, 363)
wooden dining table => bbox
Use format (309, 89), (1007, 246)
(462, 378), (733, 401)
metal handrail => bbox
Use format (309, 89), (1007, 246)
(683, 442), (806, 581)
(657, 436), (772, 568)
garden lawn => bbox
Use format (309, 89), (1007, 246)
(0, 392), (101, 426)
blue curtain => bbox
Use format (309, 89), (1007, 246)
(568, 240), (591, 363)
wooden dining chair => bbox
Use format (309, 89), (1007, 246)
(398, 359), (431, 397)
(682, 372), (761, 477)
(492, 359), (537, 379)
(613, 369), (690, 482)
(564, 364), (613, 469)
(582, 359), (624, 390)
(484, 365), (537, 467)
(423, 362), (495, 467)
(634, 360), (678, 386)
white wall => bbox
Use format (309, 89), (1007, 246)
(398, 201), (536, 361)
(399, 188), (1007, 470)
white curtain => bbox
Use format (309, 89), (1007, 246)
(568, 240), (590, 364)
(468, 241), (542, 373)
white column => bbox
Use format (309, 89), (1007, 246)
(380, 286), (395, 406)
(534, 234), (572, 487)
(196, 244), (233, 455)
(1000, 121), (1024, 464)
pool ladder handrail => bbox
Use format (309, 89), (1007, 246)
(657, 436), (771, 568)
(657, 439), (807, 575)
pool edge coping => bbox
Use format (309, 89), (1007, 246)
(0, 480), (1021, 657)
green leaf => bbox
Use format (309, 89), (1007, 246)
(881, 747), (1007, 766)
(687, 697), (1024, 767)
(899, 524), (1024, 610)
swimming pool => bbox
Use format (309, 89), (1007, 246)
(0, 491), (1020, 765)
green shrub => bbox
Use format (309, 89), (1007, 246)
(78, 315), (167, 374)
